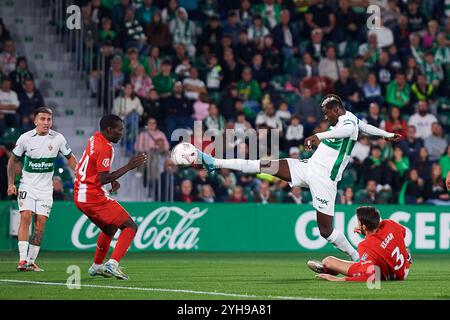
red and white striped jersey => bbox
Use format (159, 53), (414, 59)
(74, 132), (114, 203)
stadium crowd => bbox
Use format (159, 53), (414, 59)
(1, 0), (450, 205)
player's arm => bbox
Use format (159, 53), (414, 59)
(358, 120), (401, 142)
(316, 274), (346, 281)
(66, 153), (77, 171)
(7, 153), (22, 196)
(98, 153), (148, 185)
(305, 120), (355, 150)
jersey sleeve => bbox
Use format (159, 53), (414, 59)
(96, 144), (112, 173)
(58, 134), (73, 158)
(316, 119), (356, 140)
(12, 135), (25, 158)
(358, 119), (394, 138)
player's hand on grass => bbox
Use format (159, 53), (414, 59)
(304, 135), (320, 151)
(385, 133), (402, 142)
(7, 184), (16, 196)
(316, 273), (345, 281)
(127, 153), (148, 170)
(110, 180), (120, 193)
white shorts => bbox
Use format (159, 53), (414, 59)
(286, 158), (337, 216)
(17, 186), (53, 217)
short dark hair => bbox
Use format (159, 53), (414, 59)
(34, 107), (53, 118)
(356, 206), (381, 231)
(321, 94), (344, 110)
(100, 114), (122, 131)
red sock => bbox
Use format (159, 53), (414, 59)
(94, 232), (113, 264)
(110, 227), (136, 263)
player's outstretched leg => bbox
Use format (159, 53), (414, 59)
(307, 257), (345, 275)
(104, 217), (137, 280)
(317, 212), (359, 261)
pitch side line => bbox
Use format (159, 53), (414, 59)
(0, 279), (321, 300)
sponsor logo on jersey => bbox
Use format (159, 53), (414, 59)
(102, 159), (110, 167)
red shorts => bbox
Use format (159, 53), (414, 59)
(75, 198), (130, 232)
(347, 260), (375, 277)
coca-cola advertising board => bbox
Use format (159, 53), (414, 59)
(0, 202), (449, 252)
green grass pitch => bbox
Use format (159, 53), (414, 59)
(0, 251), (449, 300)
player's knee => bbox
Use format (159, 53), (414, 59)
(20, 211), (32, 225)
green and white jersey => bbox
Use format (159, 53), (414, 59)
(313, 111), (359, 182)
(12, 129), (72, 198)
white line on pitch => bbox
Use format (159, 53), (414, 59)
(0, 279), (321, 300)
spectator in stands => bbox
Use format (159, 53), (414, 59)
(9, 57), (33, 93)
(99, 17), (118, 46)
(52, 176), (67, 201)
(253, 180), (277, 204)
(164, 81), (193, 138)
(141, 89), (162, 125)
(385, 106), (407, 138)
(162, 0), (178, 24)
(439, 145), (450, 180)
(204, 102), (225, 135)
(110, 55), (125, 96)
(223, 10), (241, 45)
(424, 163), (450, 205)
(228, 185), (247, 203)
(145, 12), (172, 53)
(111, 0), (131, 32)
(198, 15), (223, 56)
(422, 20), (439, 50)
(424, 122), (447, 162)
(410, 74), (436, 106)
(304, 0), (336, 41)
(174, 56), (191, 80)
(183, 67), (206, 101)
(422, 51), (444, 88)
(250, 53), (269, 91)
(215, 168), (236, 201)
(339, 187), (354, 205)
(222, 48), (242, 87)
(414, 146), (433, 181)
(146, 46), (163, 78)
(238, 0), (253, 28)
(255, 102), (282, 132)
(123, 47), (150, 75)
(362, 145), (391, 187)
(385, 72), (411, 113)
(121, 6), (147, 53)
(197, 184), (215, 203)
(290, 52), (319, 88)
(406, 0), (428, 33)
(237, 67), (261, 110)
(192, 92), (210, 122)
(91, 0), (111, 26)
(359, 33), (380, 67)
(305, 28), (325, 63)
(272, 9), (299, 60)
(434, 32), (450, 70)
(17, 78), (44, 131)
(175, 179), (197, 202)
(285, 115), (304, 149)
(404, 56), (422, 84)
(318, 45), (343, 82)
(169, 7), (197, 57)
(367, 19), (394, 50)
(254, 0), (281, 29)
(136, 0), (157, 27)
(351, 135), (371, 166)
(383, 0), (401, 30)
(284, 186), (303, 204)
(393, 14), (410, 53)
(388, 146), (410, 193)
(0, 20), (11, 52)
(334, 0), (362, 43)
(364, 102), (385, 129)
(130, 64), (153, 100)
(234, 112), (252, 133)
(192, 168), (214, 194)
(363, 72), (384, 109)
(236, 30), (254, 67)
(334, 67), (361, 112)
(247, 14), (269, 49)
(408, 100), (438, 139)
(349, 55), (369, 88)
(0, 78), (19, 135)
(399, 125), (424, 163)
(153, 60), (178, 97)
(0, 39), (17, 75)
(360, 179), (388, 204)
(401, 169), (424, 204)
(113, 82), (144, 120)
(276, 101), (291, 128)
(405, 33), (425, 66)
(135, 117), (169, 154)
(205, 54), (222, 94)
(372, 50), (395, 94)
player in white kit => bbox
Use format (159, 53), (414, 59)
(7, 107), (77, 271)
(197, 94), (401, 261)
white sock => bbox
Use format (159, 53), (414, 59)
(214, 159), (260, 173)
(27, 245), (41, 264)
(92, 263), (103, 270)
(18, 241), (29, 262)
(326, 229), (359, 261)
(108, 259), (119, 266)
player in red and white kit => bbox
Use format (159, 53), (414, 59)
(307, 206), (412, 282)
(74, 114), (147, 280)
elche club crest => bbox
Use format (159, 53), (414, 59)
(48, 144), (53, 151)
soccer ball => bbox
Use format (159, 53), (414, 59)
(171, 142), (198, 166)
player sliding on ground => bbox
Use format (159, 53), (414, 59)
(197, 94), (401, 261)
(74, 115), (148, 280)
(7, 107), (77, 272)
(307, 206), (412, 281)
